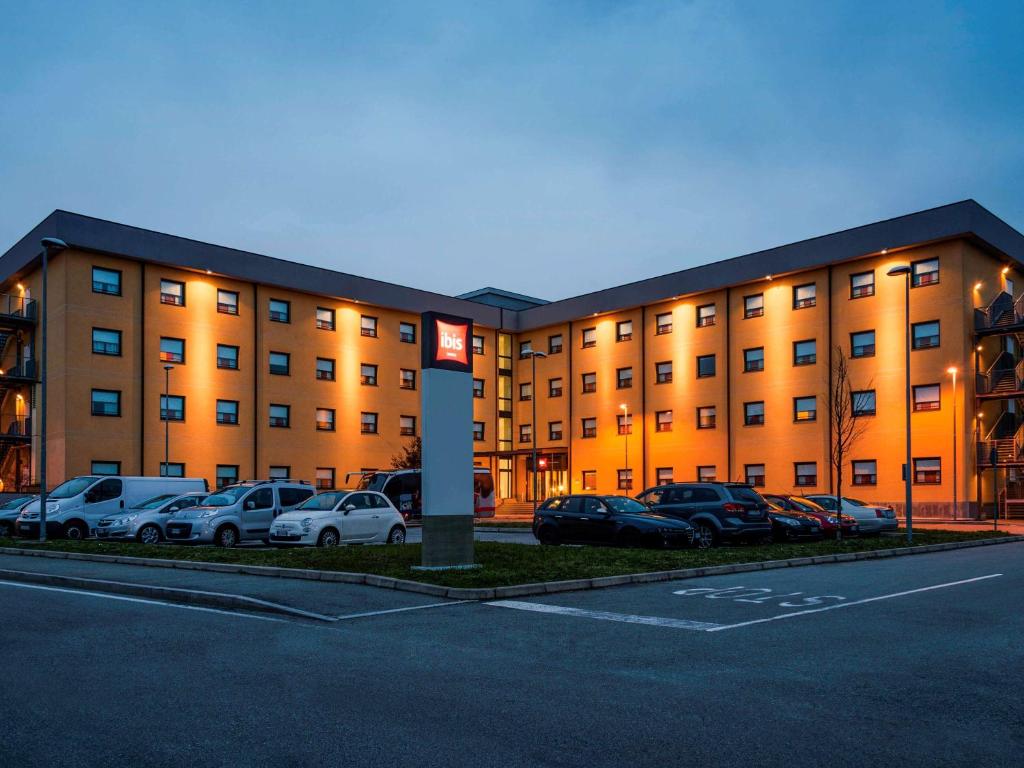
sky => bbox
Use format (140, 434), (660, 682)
(1, 1), (1022, 300)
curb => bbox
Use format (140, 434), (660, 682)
(1, 535), (1021, 601)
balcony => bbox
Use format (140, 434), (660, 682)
(977, 413), (1024, 467)
(976, 351), (1024, 399)
(0, 417), (30, 443)
(0, 294), (37, 327)
(0, 360), (38, 385)
(975, 291), (1024, 335)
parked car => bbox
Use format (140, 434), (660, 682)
(269, 490), (407, 546)
(803, 494), (898, 535)
(763, 503), (824, 542)
(17, 476), (209, 540)
(165, 480), (315, 547)
(763, 494), (859, 537)
(353, 467), (496, 520)
(0, 495), (35, 538)
(635, 482), (772, 548)
(95, 492), (207, 544)
(533, 495), (694, 548)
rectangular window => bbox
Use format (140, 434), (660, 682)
(160, 279), (185, 306)
(617, 413), (632, 436)
(360, 412), (378, 434)
(913, 384), (941, 411)
(217, 344), (239, 370)
(519, 341), (533, 359)
(549, 378), (563, 397)
(581, 372), (597, 394)
(473, 378), (485, 398)
(850, 271), (875, 298)
(160, 462), (185, 478)
(216, 399), (239, 425)
(656, 361), (673, 384)
(217, 289), (239, 315)
(159, 337), (185, 364)
(581, 327), (596, 348)
(91, 389), (121, 417)
(582, 417), (597, 438)
(269, 299), (290, 323)
(399, 415), (416, 436)
(616, 320), (633, 342)
(316, 307), (335, 331)
(399, 322), (417, 344)
(656, 410), (673, 432)
(697, 406), (716, 429)
(315, 467), (336, 490)
(616, 367), (633, 389)
(92, 461), (121, 476)
(360, 363), (378, 386)
(617, 469), (633, 490)
(519, 424), (532, 443)
(912, 321), (940, 350)
(697, 466), (716, 482)
(744, 401), (765, 426)
(548, 334), (563, 354)
(472, 335), (485, 355)
(316, 357), (335, 381)
(696, 304), (716, 327)
(519, 382), (532, 401)
(269, 403), (290, 428)
(794, 396), (817, 422)
(697, 354), (716, 378)
(269, 351), (290, 376)
(400, 369), (417, 390)
(853, 460), (877, 486)
(912, 258), (939, 287)
(549, 421), (563, 441)
(582, 470), (597, 491)
(795, 462), (817, 487)
(360, 315), (378, 337)
(744, 347), (764, 372)
(744, 293), (764, 318)
(656, 467), (673, 486)
(269, 466), (291, 480)
(793, 283), (816, 309)
(852, 389), (877, 417)
(92, 328), (121, 356)
(913, 457), (941, 484)
(160, 395), (185, 421)
(92, 267), (122, 296)
(851, 330), (876, 358)
(316, 408), (335, 431)
(745, 464), (766, 487)
(793, 339), (817, 366)
(656, 312), (673, 334)
(473, 421), (485, 441)
(216, 465), (239, 488)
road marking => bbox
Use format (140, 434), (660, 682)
(485, 600), (724, 631)
(0, 579), (287, 623)
(335, 600), (473, 621)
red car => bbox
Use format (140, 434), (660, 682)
(764, 494), (859, 536)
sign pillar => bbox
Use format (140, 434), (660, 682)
(418, 312), (476, 569)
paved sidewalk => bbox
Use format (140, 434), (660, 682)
(912, 520), (1024, 535)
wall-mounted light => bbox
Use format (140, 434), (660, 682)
(881, 248), (888, 255)
(205, 269), (212, 275)
(16, 283), (24, 292)
(765, 274), (773, 281)
(1003, 266), (1010, 275)
(977, 345), (983, 352)
(974, 281), (983, 291)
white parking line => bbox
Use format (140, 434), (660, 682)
(335, 600), (473, 621)
(486, 600), (724, 631)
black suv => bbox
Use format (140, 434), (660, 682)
(634, 482), (772, 548)
(533, 495), (694, 548)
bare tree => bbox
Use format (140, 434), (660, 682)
(830, 346), (870, 541)
(390, 436), (422, 470)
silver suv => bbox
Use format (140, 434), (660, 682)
(164, 480), (315, 547)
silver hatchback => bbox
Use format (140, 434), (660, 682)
(95, 492), (206, 544)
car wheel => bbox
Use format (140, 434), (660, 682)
(0, 521), (12, 538)
(137, 524), (162, 545)
(617, 528), (643, 549)
(63, 521), (88, 541)
(387, 526), (406, 545)
(536, 525), (560, 545)
(215, 525), (239, 548)
(693, 523), (717, 549)
(318, 528), (340, 547)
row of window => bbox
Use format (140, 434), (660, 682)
(85, 461), (367, 491)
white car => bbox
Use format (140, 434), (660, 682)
(268, 490), (407, 547)
(804, 495), (899, 535)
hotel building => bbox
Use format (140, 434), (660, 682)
(1, 200), (1022, 518)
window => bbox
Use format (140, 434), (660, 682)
(399, 369), (416, 390)
(160, 395), (184, 421)
(400, 415), (416, 436)
(316, 408), (335, 431)
(316, 307), (335, 331)
(744, 347), (764, 372)
(269, 299), (290, 323)
(793, 339), (816, 366)
(473, 378), (485, 398)
(793, 283), (816, 309)
(92, 328), (121, 356)
(656, 410), (673, 432)
(399, 322), (416, 344)
(519, 341), (533, 359)
(851, 330), (875, 358)
(582, 327), (596, 348)
(656, 468), (673, 485)
(160, 463), (185, 478)
(696, 354), (716, 378)
(850, 271), (875, 298)
(160, 279), (185, 306)
(914, 457), (941, 484)
(92, 267), (121, 296)
(697, 406), (716, 429)
(744, 401), (765, 426)
(269, 466), (290, 480)
(217, 289), (239, 315)
(269, 351), (290, 375)
(853, 460), (877, 486)
(852, 389), (877, 417)
(795, 463), (817, 487)
(360, 363), (378, 386)
(745, 464), (766, 487)
(549, 421), (563, 441)
(519, 424), (532, 443)
(616, 320), (633, 342)
(216, 400), (239, 425)
(548, 334), (563, 354)
(473, 422), (485, 441)
(617, 469), (633, 490)
(316, 357), (335, 381)
(744, 293), (764, 318)
(360, 412), (378, 434)
(912, 258), (939, 287)
(581, 372), (597, 394)
(91, 461), (121, 476)
(582, 470), (597, 491)
(698, 466), (717, 482)
(217, 344), (239, 370)
(91, 389), (121, 417)
(616, 367), (633, 389)
(519, 382), (533, 401)
(472, 335), (485, 355)
(581, 417), (597, 438)
(656, 312), (673, 334)
(913, 384), (941, 411)
(696, 304), (716, 327)
(617, 413), (632, 435)
(216, 465), (239, 488)
(269, 404), (290, 428)
(159, 337), (185, 364)
(794, 396), (817, 422)
(656, 361), (673, 384)
(315, 467), (336, 490)
(549, 378), (563, 397)
(360, 315), (378, 337)
(912, 321), (940, 350)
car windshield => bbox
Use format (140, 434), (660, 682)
(201, 486), (251, 506)
(137, 494), (178, 510)
(603, 497), (649, 514)
(0, 496), (31, 510)
(49, 477), (100, 500)
(843, 497), (867, 506)
(298, 492), (349, 511)
(791, 498), (823, 513)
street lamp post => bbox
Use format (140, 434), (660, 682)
(887, 264), (914, 543)
(526, 350), (547, 512)
(37, 238), (68, 542)
(620, 403), (629, 491)
(947, 366), (958, 520)
(163, 365), (174, 475)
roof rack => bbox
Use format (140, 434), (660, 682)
(239, 479), (312, 485)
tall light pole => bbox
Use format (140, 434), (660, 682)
(163, 365), (174, 475)
(888, 264), (914, 543)
(37, 238), (67, 542)
(947, 366), (958, 520)
(620, 403), (629, 491)
(525, 349), (546, 512)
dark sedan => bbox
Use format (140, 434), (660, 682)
(764, 505), (825, 542)
(533, 495), (695, 548)
(764, 494), (859, 537)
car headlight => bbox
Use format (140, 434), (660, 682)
(123, 514), (139, 523)
(826, 515), (839, 524)
(199, 509), (219, 518)
(301, 518), (314, 530)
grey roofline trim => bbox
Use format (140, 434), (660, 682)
(456, 286), (550, 305)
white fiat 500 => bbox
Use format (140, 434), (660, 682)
(269, 490), (407, 547)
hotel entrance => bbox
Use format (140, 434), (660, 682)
(524, 452), (567, 502)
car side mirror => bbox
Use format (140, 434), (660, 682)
(84, 491), (97, 504)
(344, 503), (356, 514)
(245, 501), (255, 510)
(167, 506), (179, 513)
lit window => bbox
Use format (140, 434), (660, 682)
(697, 406), (716, 429)
(793, 339), (816, 366)
(399, 415), (416, 436)
(360, 412), (378, 434)
(913, 457), (941, 484)
(851, 330), (875, 358)
(793, 283), (816, 309)
(744, 347), (764, 372)
(795, 463), (817, 487)
(582, 470), (597, 491)
(617, 413), (632, 435)
(616, 367), (633, 389)
(581, 417), (597, 438)
(549, 378), (563, 397)
(745, 464), (766, 487)
(548, 421), (563, 441)
(617, 320), (633, 342)
(316, 307), (335, 331)
(519, 382), (533, 401)
(399, 369), (416, 390)
(217, 344), (239, 370)
(269, 403), (290, 428)
(850, 271), (875, 298)
(582, 327), (596, 348)
(656, 410), (673, 432)
(744, 401), (765, 426)
(656, 312), (673, 334)
(581, 372), (597, 394)
(269, 351), (290, 375)
(400, 322), (416, 344)
(794, 396), (816, 422)
(548, 334), (563, 354)
(853, 460), (877, 486)
(697, 466), (716, 482)
(696, 304), (716, 327)
(269, 299), (290, 323)
(852, 389), (877, 417)
(216, 400), (239, 425)
(315, 468), (336, 490)
(912, 321), (940, 350)
(519, 424), (533, 443)
(656, 361), (673, 384)
(92, 267), (121, 296)
(91, 389), (121, 417)
(159, 337), (185, 364)
(913, 384), (941, 411)
(360, 315), (378, 338)
(912, 259), (939, 287)
(360, 363), (378, 386)
(217, 289), (239, 315)
(160, 279), (185, 306)
(744, 293), (764, 318)
(656, 468), (673, 486)
(160, 395), (185, 421)
(92, 328), (121, 356)
(617, 469), (633, 490)
(697, 355), (716, 378)
(316, 408), (335, 431)
(316, 357), (335, 381)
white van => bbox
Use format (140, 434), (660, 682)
(16, 475), (208, 540)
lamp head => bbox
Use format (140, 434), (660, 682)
(40, 237), (68, 254)
(946, 366), (958, 375)
(887, 265), (912, 276)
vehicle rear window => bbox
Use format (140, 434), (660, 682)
(727, 486), (765, 505)
(279, 488), (314, 507)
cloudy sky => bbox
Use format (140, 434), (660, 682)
(1, 1), (1021, 299)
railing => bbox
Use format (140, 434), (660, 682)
(0, 294), (37, 321)
(1, 417), (29, 438)
(976, 351), (1017, 395)
(975, 290), (1020, 331)
(0, 360), (37, 380)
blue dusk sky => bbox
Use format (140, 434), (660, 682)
(1, 1), (1021, 299)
